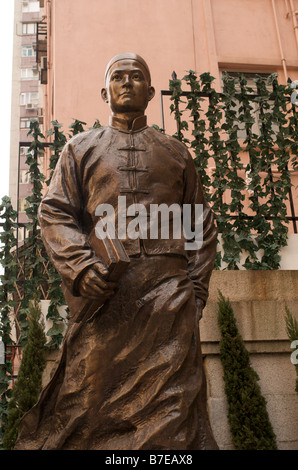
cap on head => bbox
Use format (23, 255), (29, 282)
(105, 53), (151, 85)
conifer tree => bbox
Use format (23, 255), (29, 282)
(3, 298), (46, 450)
(217, 291), (277, 450)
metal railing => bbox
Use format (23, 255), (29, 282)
(159, 88), (298, 234)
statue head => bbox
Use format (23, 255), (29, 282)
(101, 53), (155, 116)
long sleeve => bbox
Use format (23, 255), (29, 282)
(38, 140), (100, 295)
(183, 150), (217, 305)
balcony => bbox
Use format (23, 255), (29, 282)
(35, 20), (47, 66)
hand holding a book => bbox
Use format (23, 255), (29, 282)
(78, 262), (116, 300)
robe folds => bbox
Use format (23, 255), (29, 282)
(15, 115), (218, 450)
(15, 254), (218, 450)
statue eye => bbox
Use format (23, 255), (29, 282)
(112, 73), (121, 81)
(132, 72), (142, 80)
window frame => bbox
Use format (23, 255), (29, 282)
(21, 67), (38, 80)
(22, 1), (40, 13)
(22, 22), (37, 35)
(21, 45), (36, 57)
(20, 92), (39, 107)
(20, 117), (38, 129)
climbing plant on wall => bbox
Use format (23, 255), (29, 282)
(169, 71), (297, 270)
(17, 121), (47, 345)
(0, 197), (17, 447)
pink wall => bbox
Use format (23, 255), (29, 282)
(50, 0), (198, 133)
(213, 0), (298, 78)
(46, 0), (298, 133)
(41, 0), (298, 230)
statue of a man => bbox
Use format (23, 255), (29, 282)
(15, 53), (218, 450)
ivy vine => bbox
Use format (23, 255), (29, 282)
(169, 71), (296, 270)
(0, 197), (17, 447)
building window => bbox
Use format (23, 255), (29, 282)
(20, 92), (39, 108)
(20, 117), (38, 129)
(21, 46), (36, 57)
(22, 1), (40, 13)
(21, 67), (38, 80)
(22, 23), (37, 35)
(20, 169), (31, 184)
(20, 146), (30, 156)
(19, 198), (30, 212)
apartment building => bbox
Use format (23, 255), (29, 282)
(9, 0), (45, 224)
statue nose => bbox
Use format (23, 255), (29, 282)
(123, 75), (132, 86)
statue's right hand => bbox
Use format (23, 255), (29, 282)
(78, 262), (116, 300)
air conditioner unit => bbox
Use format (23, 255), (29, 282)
(26, 102), (38, 110)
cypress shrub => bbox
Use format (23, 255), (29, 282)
(217, 291), (277, 450)
(3, 298), (46, 450)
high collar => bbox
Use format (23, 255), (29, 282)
(109, 114), (147, 132)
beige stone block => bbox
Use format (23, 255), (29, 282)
(250, 354), (298, 396)
(204, 356), (225, 399)
(42, 349), (61, 388)
(265, 395), (298, 447)
(200, 300), (221, 342)
(208, 270), (298, 303)
(231, 300), (292, 342)
(201, 298), (298, 344)
(207, 397), (234, 450)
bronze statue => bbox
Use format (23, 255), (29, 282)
(15, 53), (218, 450)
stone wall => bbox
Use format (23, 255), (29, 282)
(201, 270), (298, 450)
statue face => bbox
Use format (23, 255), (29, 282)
(102, 59), (155, 114)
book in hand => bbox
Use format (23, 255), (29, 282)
(62, 225), (130, 323)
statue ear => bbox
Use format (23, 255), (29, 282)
(101, 88), (108, 103)
(148, 86), (155, 102)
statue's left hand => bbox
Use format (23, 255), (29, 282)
(79, 262), (116, 300)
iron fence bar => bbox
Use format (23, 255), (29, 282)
(161, 89), (294, 101)
(160, 89), (298, 232)
(286, 164), (297, 233)
(159, 91), (165, 132)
